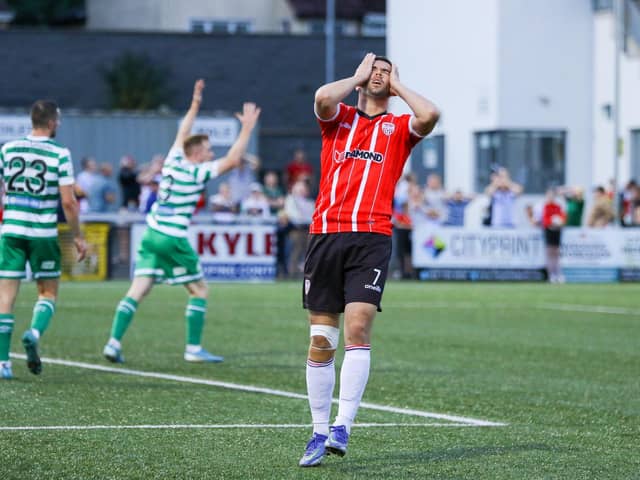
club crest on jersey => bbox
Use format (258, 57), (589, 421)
(382, 122), (395, 136)
(334, 149), (384, 164)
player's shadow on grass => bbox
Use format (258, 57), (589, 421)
(325, 443), (556, 473)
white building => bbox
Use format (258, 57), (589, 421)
(388, 0), (640, 195)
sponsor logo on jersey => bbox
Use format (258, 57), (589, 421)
(334, 149), (384, 164)
(382, 122), (395, 136)
(364, 283), (382, 293)
(40, 261), (55, 270)
(340, 122), (351, 129)
(155, 205), (175, 215)
(7, 197), (43, 208)
(173, 267), (187, 276)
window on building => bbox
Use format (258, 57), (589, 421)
(592, 0), (612, 11)
(411, 134), (445, 186)
(475, 130), (566, 193)
(361, 13), (386, 37)
(190, 19), (253, 34)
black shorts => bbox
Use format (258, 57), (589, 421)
(303, 232), (392, 313)
(544, 228), (562, 247)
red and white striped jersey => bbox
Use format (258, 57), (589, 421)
(310, 103), (424, 236)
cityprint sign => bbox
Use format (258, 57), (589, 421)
(412, 227), (545, 268)
(412, 226), (640, 282)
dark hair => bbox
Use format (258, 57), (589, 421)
(595, 186), (606, 194)
(374, 56), (392, 67)
(30, 100), (59, 129)
(183, 134), (209, 156)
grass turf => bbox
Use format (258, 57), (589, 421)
(1, 281), (638, 479)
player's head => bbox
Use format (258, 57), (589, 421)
(31, 100), (60, 137)
(183, 134), (213, 163)
(361, 56), (393, 99)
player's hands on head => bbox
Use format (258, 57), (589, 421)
(74, 237), (87, 262)
(236, 102), (262, 130)
(193, 79), (205, 103)
(389, 63), (401, 97)
(354, 52), (376, 92)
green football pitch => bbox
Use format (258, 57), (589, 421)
(1, 281), (638, 479)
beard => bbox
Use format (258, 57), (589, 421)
(363, 83), (390, 99)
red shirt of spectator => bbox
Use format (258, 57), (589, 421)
(542, 201), (566, 229)
(286, 149), (313, 191)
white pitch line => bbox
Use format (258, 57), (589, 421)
(0, 422), (475, 432)
(537, 303), (640, 316)
(9, 354), (507, 427)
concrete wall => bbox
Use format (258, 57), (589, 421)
(87, 0), (297, 33)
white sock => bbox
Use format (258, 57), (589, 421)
(30, 328), (41, 340)
(108, 338), (121, 349)
(306, 357), (335, 436)
(186, 344), (201, 354)
(334, 346), (371, 434)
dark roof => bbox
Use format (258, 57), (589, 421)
(288, 0), (385, 20)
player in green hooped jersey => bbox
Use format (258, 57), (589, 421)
(102, 79), (261, 364)
(0, 100), (87, 379)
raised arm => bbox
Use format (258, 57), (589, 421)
(390, 63), (440, 137)
(314, 52), (376, 120)
(216, 103), (262, 176)
(389, 64), (440, 137)
(172, 79), (205, 150)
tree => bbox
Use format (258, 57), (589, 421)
(102, 52), (173, 110)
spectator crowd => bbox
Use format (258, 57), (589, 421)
(18, 144), (639, 282)
(57, 147), (316, 279)
(390, 168), (640, 280)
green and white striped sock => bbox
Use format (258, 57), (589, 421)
(0, 314), (15, 362)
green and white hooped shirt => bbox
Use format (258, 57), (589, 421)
(146, 147), (220, 238)
(0, 135), (74, 239)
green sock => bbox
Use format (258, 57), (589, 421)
(31, 299), (55, 335)
(186, 297), (207, 346)
(110, 297), (138, 341)
(0, 314), (15, 362)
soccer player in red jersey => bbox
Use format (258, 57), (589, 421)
(298, 53), (440, 467)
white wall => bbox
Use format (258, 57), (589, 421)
(594, 8), (640, 188)
(497, 0), (593, 190)
(620, 40), (640, 184)
(388, 0), (595, 193)
(388, 0), (500, 193)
